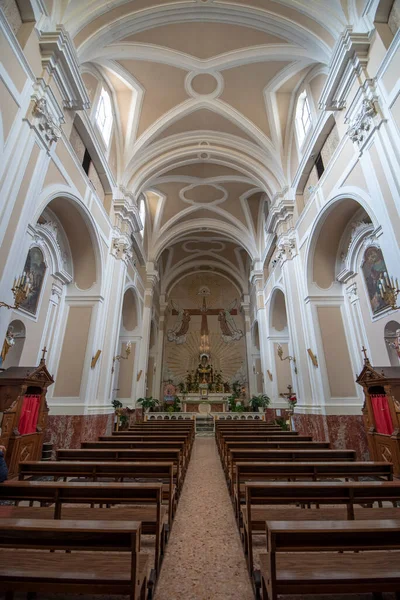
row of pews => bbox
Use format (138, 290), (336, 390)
(216, 419), (400, 599)
(0, 419), (195, 599)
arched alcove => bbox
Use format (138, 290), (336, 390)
(385, 320), (400, 366)
(252, 321), (260, 351)
(2, 320), (26, 369)
(122, 288), (139, 331)
(271, 289), (288, 332)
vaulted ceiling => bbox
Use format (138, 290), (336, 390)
(58, 0), (355, 292)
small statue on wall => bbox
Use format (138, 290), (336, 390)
(0, 326), (15, 367)
(387, 329), (400, 359)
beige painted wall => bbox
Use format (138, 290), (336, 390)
(117, 342), (136, 398)
(53, 306), (92, 397)
(317, 306), (356, 397)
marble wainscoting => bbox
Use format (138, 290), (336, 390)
(292, 413), (369, 460)
(45, 413), (114, 453)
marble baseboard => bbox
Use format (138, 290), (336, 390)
(292, 413), (369, 460)
(45, 413), (113, 453)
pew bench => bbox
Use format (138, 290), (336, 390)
(56, 448), (184, 494)
(259, 520), (400, 600)
(0, 480), (165, 575)
(0, 518), (148, 600)
(18, 460), (176, 528)
(233, 460), (394, 518)
(227, 448), (357, 493)
(242, 480), (400, 576)
(221, 440), (330, 469)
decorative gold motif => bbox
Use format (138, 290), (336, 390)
(112, 342), (131, 374)
(91, 349), (101, 369)
(307, 348), (318, 367)
(277, 344), (297, 374)
(0, 273), (33, 310)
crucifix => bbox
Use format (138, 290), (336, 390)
(40, 346), (48, 363)
(361, 345), (370, 363)
(172, 296), (238, 339)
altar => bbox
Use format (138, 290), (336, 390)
(180, 394), (228, 413)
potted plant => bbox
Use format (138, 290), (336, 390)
(111, 399), (128, 430)
(136, 396), (160, 413)
(249, 394), (270, 413)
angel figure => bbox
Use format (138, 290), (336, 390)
(218, 300), (244, 343)
(167, 300), (191, 344)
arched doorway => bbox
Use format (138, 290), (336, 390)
(269, 288), (293, 397)
(1, 320), (26, 369)
(385, 320), (400, 366)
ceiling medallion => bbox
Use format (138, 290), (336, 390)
(185, 71), (224, 100)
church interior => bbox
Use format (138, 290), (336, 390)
(1, 0), (400, 598)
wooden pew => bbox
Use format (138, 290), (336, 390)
(56, 448), (184, 493)
(217, 434), (311, 458)
(243, 480), (400, 576)
(18, 460), (176, 529)
(221, 440), (330, 468)
(233, 460), (394, 518)
(260, 520), (400, 600)
(81, 440), (190, 474)
(101, 434), (192, 456)
(227, 448), (357, 493)
(0, 480), (164, 574)
(0, 518), (148, 600)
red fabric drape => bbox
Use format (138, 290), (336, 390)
(371, 394), (393, 435)
(19, 395), (41, 435)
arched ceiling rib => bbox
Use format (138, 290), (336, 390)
(58, 0), (345, 287)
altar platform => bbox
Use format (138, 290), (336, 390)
(180, 393), (227, 413)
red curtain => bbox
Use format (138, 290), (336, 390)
(371, 394), (393, 435)
(19, 395), (41, 435)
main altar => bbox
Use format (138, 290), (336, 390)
(180, 393), (228, 413)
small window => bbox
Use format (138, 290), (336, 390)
(139, 198), (146, 238)
(95, 88), (113, 145)
(82, 148), (91, 175)
(295, 90), (312, 145)
(315, 153), (325, 179)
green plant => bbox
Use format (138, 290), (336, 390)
(111, 399), (123, 410)
(275, 417), (290, 431)
(136, 396), (160, 411)
(249, 394), (270, 412)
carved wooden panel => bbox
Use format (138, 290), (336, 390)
(1, 412), (15, 437)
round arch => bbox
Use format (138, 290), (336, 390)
(34, 188), (104, 290)
(304, 190), (379, 294)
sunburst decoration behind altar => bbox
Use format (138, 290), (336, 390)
(166, 330), (244, 383)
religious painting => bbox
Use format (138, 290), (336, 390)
(361, 246), (390, 314)
(218, 300), (244, 343)
(167, 300), (191, 345)
(19, 247), (46, 315)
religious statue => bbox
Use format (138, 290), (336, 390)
(0, 326), (15, 367)
(196, 353), (214, 385)
(218, 300), (244, 343)
(215, 369), (224, 393)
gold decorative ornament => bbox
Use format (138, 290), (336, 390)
(378, 273), (400, 310)
(111, 341), (131, 374)
(267, 370), (273, 381)
(0, 273), (32, 310)
(277, 344), (297, 374)
(307, 348), (318, 367)
(91, 350), (101, 369)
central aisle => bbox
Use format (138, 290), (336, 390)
(155, 437), (254, 600)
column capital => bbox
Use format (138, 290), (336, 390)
(111, 233), (134, 265)
(145, 263), (159, 291)
(113, 187), (143, 236)
(265, 188), (295, 237)
(25, 79), (65, 150)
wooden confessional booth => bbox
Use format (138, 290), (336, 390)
(357, 360), (400, 477)
(0, 358), (53, 478)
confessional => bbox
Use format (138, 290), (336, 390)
(356, 360), (400, 477)
(0, 358), (53, 477)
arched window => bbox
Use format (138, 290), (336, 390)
(95, 88), (113, 145)
(295, 90), (312, 145)
(139, 197), (146, 238)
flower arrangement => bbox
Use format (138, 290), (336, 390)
(287, 395), (297, 411)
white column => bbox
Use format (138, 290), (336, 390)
(153, 296), (167, 400)
(136, 264), (159, 399)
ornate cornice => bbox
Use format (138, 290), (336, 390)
(319, 28), (371, 111)
(39, 26), (90, 110)
(113, 187), (143, 239)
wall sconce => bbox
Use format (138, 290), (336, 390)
(267, 370), (273, 381)
(277, 344), (297, 374)
(0, 273), (32, 310)
(112, 341), (131, 374)
(378, 273), (399, 310)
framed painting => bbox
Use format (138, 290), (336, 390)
(19, 247), (46, 315)
(361, 246), (390, 314)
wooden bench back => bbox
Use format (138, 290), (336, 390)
(82, 440), (185, 450)
(57, 448), (181, 462)
(267, 519), (400, 553)
(0, 517), (140, 552)
(19, 460), (174, 481)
